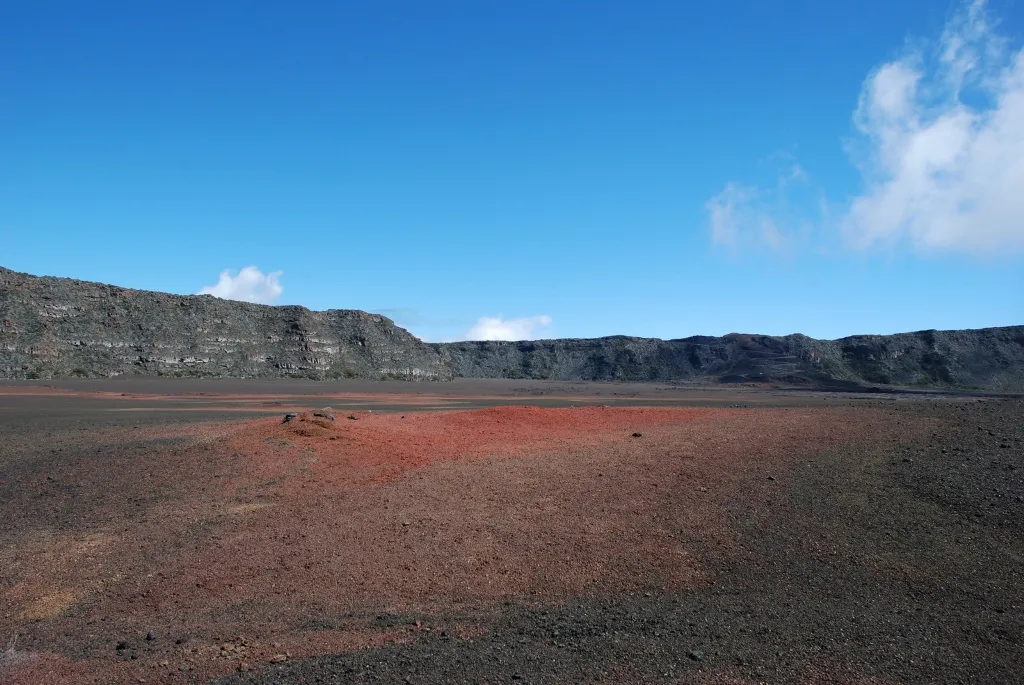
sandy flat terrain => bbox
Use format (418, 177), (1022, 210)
(0, 381), (1021, 684)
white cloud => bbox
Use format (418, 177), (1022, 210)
(843, 0), (1024, 253)
(465, 315), (552, 341)
(706, 1), (1024, 256)
(706, 182), (754, 248)
(705, 164), (813, 251)
(198, 266), (283, 304)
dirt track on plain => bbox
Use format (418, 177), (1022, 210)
(0, 382), (1021, 684)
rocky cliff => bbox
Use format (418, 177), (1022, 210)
(2, 266), (1022, 390)
(0, 267), (449, 380)
(434, 327), (1024, 390)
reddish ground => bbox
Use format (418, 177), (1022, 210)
(2, 388), (1021, 684)
(1, 402), (921, 684)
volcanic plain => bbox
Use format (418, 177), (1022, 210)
(1, 379), (1021, 684)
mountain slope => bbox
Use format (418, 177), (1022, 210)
(0, 267), (449, 380)
(434, 327), (1024, 390)
(2, 266), (1021, 389)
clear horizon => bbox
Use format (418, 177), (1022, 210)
(2, 1), (1022, 342)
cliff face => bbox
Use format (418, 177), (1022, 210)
(0, 267), (450, 380)
(2, 266), (1022, 390)
(434, 327), (1024, 390)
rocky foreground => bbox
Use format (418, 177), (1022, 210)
(2, 266), (1022, 389)
(0, 387), (1021, 684)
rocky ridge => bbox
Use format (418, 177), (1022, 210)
(2, 266), (1022, 389)
(435, 328), (1024, 390)
(0, 267), (448, 381)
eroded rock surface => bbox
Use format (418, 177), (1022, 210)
(2, 266), (1022, 389)
(435, 328), (1024, 389)
(0, 267), (449, 380)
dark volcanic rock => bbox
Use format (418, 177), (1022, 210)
(2, 266), (1022, 389)
(0, 267), (449, 380)
(434, 328), (1024, 390)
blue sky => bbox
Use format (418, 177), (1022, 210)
(2, 0), (1022, 342)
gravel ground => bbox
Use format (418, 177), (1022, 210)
(0, 387), (1020, 685)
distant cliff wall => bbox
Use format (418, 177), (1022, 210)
(2, 266), (1022, 390)
(0, 267), (450, 380)
(434, 328), (1024, 390)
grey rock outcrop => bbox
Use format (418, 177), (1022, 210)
(2, 266), (1022, 390)
(433, 327), (1024, 390)
(0, 267), (449, 380)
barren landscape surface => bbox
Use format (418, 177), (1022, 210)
(1, 380), (1021, 684)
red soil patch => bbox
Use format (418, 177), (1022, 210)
(227, 405), (718, 483)
(1, 405), (928, 684)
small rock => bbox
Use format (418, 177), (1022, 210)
(313, 411), (335, 422)
(145, 631), (154, 641)
(270, 654), (288, 663)
(347, 415), (358, 420)
(116, 640), (128, 651)
(766, 476), (776, 481)
(282, 413), (298, 423)
(632, 432), (642, 438)
(688, 650), (705, 662)
(238, 662), (251, 672)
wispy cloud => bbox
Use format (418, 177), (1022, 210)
(465, 315), (553, 341)
(705, 164), (815, 251)
(198, 266), (283, 304)
(370, 308), (477, 342)
(843, 0), (1024, 253)
(706, 0), (1024, 255)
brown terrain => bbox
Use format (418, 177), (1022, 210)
(0, 379), (1021, 684)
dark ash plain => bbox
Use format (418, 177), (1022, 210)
(0, 380), (1021, 684)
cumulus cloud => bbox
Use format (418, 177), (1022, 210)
(198, 266), (283, 304)
(465, 315), (552, 341)
(844, 0), (1024, 252)
(706, 0), (1024, 255)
